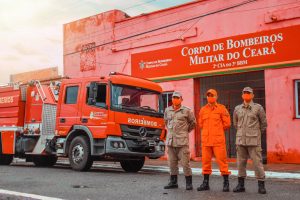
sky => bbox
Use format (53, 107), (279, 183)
(0, 0), (192, 83)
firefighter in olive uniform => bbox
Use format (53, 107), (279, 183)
(233, 87), (267, 194)
(164, 91), (196, 190)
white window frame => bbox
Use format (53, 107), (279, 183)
(295, 80), (300, 118)
(162, 91), (174, 110)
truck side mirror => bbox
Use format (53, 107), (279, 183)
(87, 98), (96, 105)
(88, 82), (97, 105)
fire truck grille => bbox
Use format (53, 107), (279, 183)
(42, 104), (57, 135)
(120, 124), (162, 140)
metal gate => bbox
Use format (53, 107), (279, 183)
(199, 71), (267, 162)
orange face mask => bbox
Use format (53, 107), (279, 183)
(242, 94), (252, 102)
(207, 97), (216, 104)
(172, 98), (182, 107)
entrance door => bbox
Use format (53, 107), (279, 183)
(198, 71), (266, 163)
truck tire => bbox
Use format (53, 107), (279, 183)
(120, 157), (145, 172)
(33, 156), (58, 167)
(0, 154), (13, 165)
(69, 136), (93, 171)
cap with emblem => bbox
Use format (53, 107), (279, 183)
(172, 91), (182, 98)
(206, 89), (217, 96)
(242, 87), (253, 93)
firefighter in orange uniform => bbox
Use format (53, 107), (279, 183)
(197, 89), (231, 192)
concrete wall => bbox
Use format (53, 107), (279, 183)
(10, 67), (60, 83)
(63, 0), (300, 162)
(265, 66), (300, 163)
(64, 0), (300, 79)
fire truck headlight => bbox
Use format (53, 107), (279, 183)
(112, 142), (119, 148)
(111, 141), (125, 149)
(119, 142), (124, 148)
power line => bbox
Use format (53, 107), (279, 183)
(177, 15), (202, 40)
(124, 0), (157, 10)
(72, 0), (298, 67)
(225, 0), (300, 13)
(61, 0), (159, 18)
(64, 0), (258, 56)
(64, 0), (299, 46)
(18, 0), (161, 33)
(63, 1), (207, 45)
(109, 27), (190, 50)
(68, 0), (300, 54)
(63, 0), (161, 45)
(64, 0), (300, 67)
(115, 0), (300, 50)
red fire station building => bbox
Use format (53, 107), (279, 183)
(63, 0), (300, 164)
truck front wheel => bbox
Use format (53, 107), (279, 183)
(69, 136), (93, 171)
(33, 156), (57, 167)
(0, 154), (13, 165)
(120, 157), (145, 172)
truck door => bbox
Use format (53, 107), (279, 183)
(57, 83), (81, 135)
(78, 82), (109, 138)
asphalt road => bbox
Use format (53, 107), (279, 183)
(0, 162), (300, 200)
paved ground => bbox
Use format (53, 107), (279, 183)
(0, 161), (300, 200)
(142, 159), (300, 179)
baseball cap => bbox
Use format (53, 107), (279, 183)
(206, 89), (217, 96)
(243, 87), (253, 93)
(172, 91), (182, 98)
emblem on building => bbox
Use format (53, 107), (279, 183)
(139, 61), (145, 70)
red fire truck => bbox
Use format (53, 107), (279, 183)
(0, 72), (166, 172)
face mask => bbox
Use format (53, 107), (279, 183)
(207, 96), (216, 104)
(242, 94), (252, 102)
(172, 98), (182, 107)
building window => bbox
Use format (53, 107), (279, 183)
(162, 91), (173, 111)
(65, 86), (79, 104)
(295, 80), (300, 118)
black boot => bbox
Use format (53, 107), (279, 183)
(258, 180), (266, 194)
(185, 176), (193, 190)
(233, 177), (245, 192)
(197, 174), (210, 191)
(223, 175), (229, 192)
(164, 175), (178, 189)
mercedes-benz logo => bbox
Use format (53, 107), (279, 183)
(139, 127), (148, 138)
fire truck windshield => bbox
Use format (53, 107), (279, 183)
(111, 84), (164, 117)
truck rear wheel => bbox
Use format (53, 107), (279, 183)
(0, 154), (13, 165)
(120, 157), (145, 172)
(32, 155), (58, 167)
(69, 136), (93, 171)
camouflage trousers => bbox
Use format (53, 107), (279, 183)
(167, 145), (192, 176)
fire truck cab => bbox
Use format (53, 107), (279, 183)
(0, 73), (166, 172)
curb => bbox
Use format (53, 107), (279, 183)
(56, 161), (300, 180)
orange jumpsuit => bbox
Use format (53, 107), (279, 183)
(199, 103), (231, 176)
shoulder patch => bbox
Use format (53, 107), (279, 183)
(218, 104), (226, 108)
(218, 104), (228, 111)
(182, 106), (191, 110)
(165, 106), (172, 112)
(235, 104), (243, 110)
